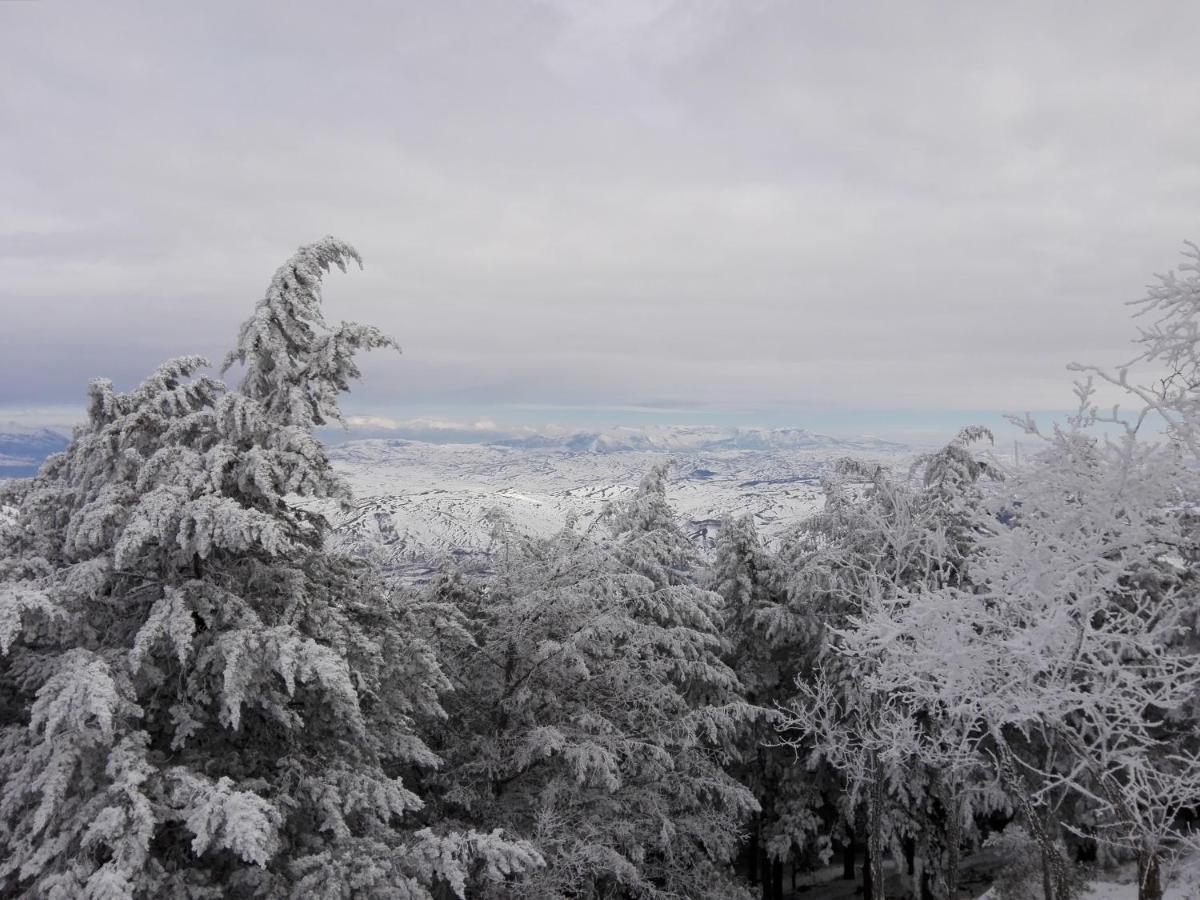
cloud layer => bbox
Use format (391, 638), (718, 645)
(3, 1), (1198, 422)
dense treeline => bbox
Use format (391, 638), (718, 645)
(2, 238), (1200, 899)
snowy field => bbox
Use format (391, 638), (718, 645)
(315, 432), (914, 575)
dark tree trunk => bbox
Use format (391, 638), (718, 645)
(866, 754), (886, 900)
(944, 790), (962, 900)
(862, 846), (874, 900)
(1138, 850), (1164, 900)
(904, 837), (915, 876)
(920, 868), (934, 900)
(749, 827), (760, 886)
(995, 736), (1071, 900)
(843, 830), (857, 880)
(772, 859), (784, 900)
(760, 846), (772, 900)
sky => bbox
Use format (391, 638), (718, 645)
(3, 0), (1199, 441)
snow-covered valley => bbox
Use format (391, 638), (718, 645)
(317, 427), (913, 576)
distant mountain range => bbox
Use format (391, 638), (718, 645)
(332, 419), (908, 455)
(512, 425), (907, 454)
(0, 428), (70, 478)
(0, 420), (905, 483)
(316, 429), (911, 579)
(0, 418), (908, 574)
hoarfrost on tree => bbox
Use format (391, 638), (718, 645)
(0, 238), (538, 898)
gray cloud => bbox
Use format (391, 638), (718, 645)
(2, 0), (1198, 425)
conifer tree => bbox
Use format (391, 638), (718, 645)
(0, 238), (537, 898)
(423, 470), (759, 899)
(709, 514), (824, 898)
(779, 436), (1003, 900)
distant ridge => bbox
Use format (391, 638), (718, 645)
(500, 425), (906, 454)
(313, 426), (911, 579)
(331, 419), (908, 455)
(0, 428), (71, 478)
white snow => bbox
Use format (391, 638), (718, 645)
(310, 437), (912, 575)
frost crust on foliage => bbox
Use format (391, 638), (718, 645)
(0, 238), (536, 899)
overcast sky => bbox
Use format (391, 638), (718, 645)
(3, 1), (1199, 438)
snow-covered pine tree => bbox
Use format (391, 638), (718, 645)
(708, 514), (825, 899)
(779, 437), (1005, 900)
(422, 471), (759, 899)
(222, 237), (397, 430)
(0, 238), (538, 898)
(710, 513), (781, 702)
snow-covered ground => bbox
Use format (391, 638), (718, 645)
(969, 855), (1200, 900)
(764, 853), (1200, 900)
(315, 435), (913, 576)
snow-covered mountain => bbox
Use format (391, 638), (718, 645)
(490, 425), (905, 454)
(317, 428), (910, 579)
(0, 419), (907, 573)
(0, 428), (70, 479)
(332, 420), (907, 455)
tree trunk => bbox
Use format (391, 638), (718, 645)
(760, 846), (772, 900)
(1138, 850), (1164, 900)
(943, 788), (962, 900)
(920, 867), (934, 900)
(863, 846), (874, 900)
(1040, 846), (1057, 900)
(866, 752), (886, 900)
(995, 735), (1072, 900)
(843, 829), (857, 880)
(749, 826), (759, 886)
(771, 858), (784, 900)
